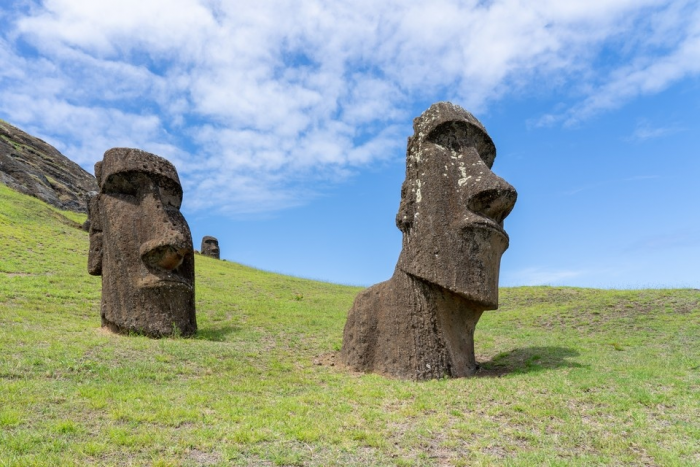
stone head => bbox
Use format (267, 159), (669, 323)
(201, 236), (220, 259)
(88, 148), (196, 336)
(396, 102), (517, 309)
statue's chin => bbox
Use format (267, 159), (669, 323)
(137, 274), (193, 290)
(451, 286), (499, 311)
(401, 267), (500, 311)
(397, 229), (506, 311)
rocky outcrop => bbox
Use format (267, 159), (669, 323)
(0, 119), (97, 212)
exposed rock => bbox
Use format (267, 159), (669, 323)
(0, 120), (97, 212)
(88, 148), (197, 337)
(201, 236), (220, 259)
(341, 102), (517, 379)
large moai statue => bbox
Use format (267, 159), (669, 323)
(87, 148), (197, 337)
(201, 236), (220, 259)
(341, 102), (517, 379)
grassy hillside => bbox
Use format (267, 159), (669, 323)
(1, 182), (698, 466)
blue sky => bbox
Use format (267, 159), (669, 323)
(1, 0), (698, 288)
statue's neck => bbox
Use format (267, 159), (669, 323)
(391, 267), (484, 378)
(393, 267), (486, 312)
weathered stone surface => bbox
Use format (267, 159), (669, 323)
(341, 102), (517, 379)
(88, 148), (196, 337)
(201, 236), (220, 259)
(81, 191), (98, 231)
(0, 120), (97, 212)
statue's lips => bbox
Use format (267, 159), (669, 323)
(461, 216), (509, 242)
(137, 274), (193, 290)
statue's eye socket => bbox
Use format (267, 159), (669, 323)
(159, 179), (182, 209)
(427, 122), (470, 151)
(426, 121), (495, 168)
(102, 173), (182, 208)
(103, 173), (138, 196)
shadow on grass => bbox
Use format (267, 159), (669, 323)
(195, 325), (241, 342)
(477, 346), (586, 378)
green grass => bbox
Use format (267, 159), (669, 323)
(0, 182), (698, 466)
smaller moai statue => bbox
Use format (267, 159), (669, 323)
(201, 236), (220, 259)
(87, 148), (197, 337)
(341, 102), (517, 380)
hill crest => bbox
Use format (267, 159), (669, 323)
(0, 119), (97, 212)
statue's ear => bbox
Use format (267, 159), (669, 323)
(87, 194), (103, 276)
(396, 136), (419, 234)
(395, 179), (415, 233)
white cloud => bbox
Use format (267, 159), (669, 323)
(533, 0), (700, 126)
(561, 175), (660, 196)
(15, 0), (217, 57)
(501, 267), (587, 287)
(626, 230), (700, 251)
(1, 0), (698, 214)
(626, 119), (685, 141)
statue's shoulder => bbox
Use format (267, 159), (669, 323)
(353, 279), (392, 304)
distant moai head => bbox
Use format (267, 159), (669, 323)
(201, 236), (220, 259)
(87, 148), (196, 336)
(396, 102), (517, 309)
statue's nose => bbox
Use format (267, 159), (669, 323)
(139, 188), (192, 271)
(467, 179), (517, 225)
(140, 240), (190, 271)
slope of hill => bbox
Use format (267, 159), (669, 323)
(0, 119), (97, 212)
(0, 183), (698, 466)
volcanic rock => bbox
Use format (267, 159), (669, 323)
(0, 120), (97, 212)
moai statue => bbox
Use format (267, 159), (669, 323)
(341, 102), (517, 379)
(87, 148), (197, 337)
(201, 236), (220, 259)
(81, 191), (98, 231)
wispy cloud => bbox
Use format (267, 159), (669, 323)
(625, 118), (685, 141)
(562, 175), (660, 196)
(626, 230), (700, 252)
(502, 267), (588, 286)
(0, 0), (698, 214)
(532, 0), (700, 127)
